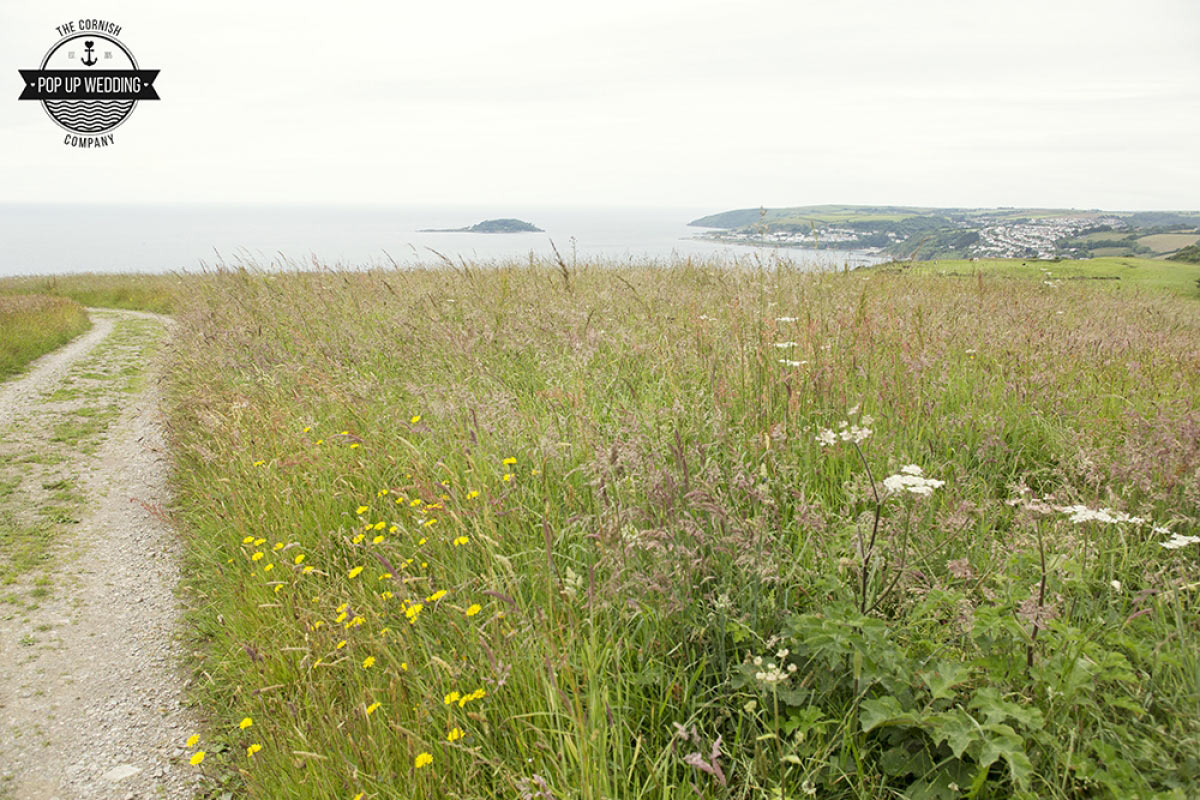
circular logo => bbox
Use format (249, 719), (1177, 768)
(18, 24), (160, 145)
(38, 34), (138, 134)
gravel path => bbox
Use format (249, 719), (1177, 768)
(0, 310), (198, 800)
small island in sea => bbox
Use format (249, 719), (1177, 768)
(420, 218), (544, 234)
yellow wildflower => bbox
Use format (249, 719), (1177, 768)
(405, 603), (424, 623)
(348, 566), (364, 579)
(503, 457), (517, 465)
(254, 538), (266, 546)
(303, 426), (312, 433)
(444, 691), (460, 705)
(453, 536), (469, 547)
(239, 716), (253, 730)
(336, 640), (347, 649)
(415, 752), (432, 769)
(503, 473), (513, 482)
(424, 518), (437, 527)
(242, 536), (254, 544)
(336, 612), (348, 624)
(253, 460), (265, 467)
(379, 572), (393, 580)
(273, 541), (284, 551)
(294, 554), (305, 565)
(447, 727), (464, 742)
(356, 505), (369, 515)
(466, 604), (481, 617)
(302, 565), (315, 574)
(427, 589), (447, 603)
(350, 443), (360, 449)
(366, 701), (381, 715)
(374, 521), (386, 530)
(410, 415), (421, 424)
(400, 661), (408, 671)
(189, 751), (205, 765)
(251, 551), (264, 561)
(352, 534), (364, 544)
(186, 734), (200, 748)
(247, 743), (262, 757)
(263, 563), (274, 572)
(315, 439), (323, 445)
(372, 535), (384, 544)
(467, 490), (480, 499)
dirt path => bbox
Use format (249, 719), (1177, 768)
(0, 310), (198, 800)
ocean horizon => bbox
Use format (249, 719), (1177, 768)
(0, 203), (884, 276)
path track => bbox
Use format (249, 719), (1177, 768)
(0, 309), (197, 800)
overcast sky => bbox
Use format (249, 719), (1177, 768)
(2, 0), (1198, 210)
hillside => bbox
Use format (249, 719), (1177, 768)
(690, 205), (1200, 261)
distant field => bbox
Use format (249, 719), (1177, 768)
(0, 272), (183, 314)
(898, 256), (1200, 297)
(1137, 232), (1200, 253)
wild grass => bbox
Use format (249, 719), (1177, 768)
(0, 294), (90, 380)
(0, 272), (183, 314)
(160, 261), (1200, 799)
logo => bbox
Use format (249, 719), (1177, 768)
(17, 20), (160, 148)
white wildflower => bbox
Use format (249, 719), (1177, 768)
(1160, 533), (1200, 550)
(1110, 580), (1122, 591)
(815, 429), (837, 447)
(883, 466), (945, 496)
(776, 316), (798, 322)
(774, 342), (798, 348)
(778, 359), (807, 367)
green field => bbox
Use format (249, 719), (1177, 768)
(0, 294), (91, 380)
(3, 262), (1199, 799)
(893, 256), (1200, 297)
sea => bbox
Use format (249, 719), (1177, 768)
(0, 204), (884, 276)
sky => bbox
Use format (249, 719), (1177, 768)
(2, 0), (1198, 210)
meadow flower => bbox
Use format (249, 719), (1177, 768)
(242, 536), (254, 544)
(882, 465), (945, 496)
(411, 415), (421, 424)
(453, 536), (469, 547)
(263, 563), (274, 572)
(415, 752), (433, 769)
(247, 743), (262, 757)
(466, 603), (482, 616)
(348, 566), (364, 579)
(444, 691), (460, 705)
(273, 541), (284, 550)
(372, 535), (384, 544)
(239, 716), (253, 730)
(406, 603), (424, 623)
(186, 734), (200, 748)
(1160, 533), (1200, 550)
(774, 341), (797, 348)
(189, 751), (206, 765)
(251, 551), (264, 561)
(778, 359), (807, 367)
(253, 460), (265, 467)
(254, 538), (266, 546)
(815, 429), (838, 447)
(366, 701), (381, 715)
(427, 589), (447, 603)
(362, 656), (376, 668)
(503, 457), (517, 465)
(294, 554), (305, 565)
(302, 566), (315, 574)
(356, 506), (369, 515)
(776, 316), (798, 322)
(503, 473), (513, 482)
(447, 727), (465, 742)
(336, 640), (347, 649)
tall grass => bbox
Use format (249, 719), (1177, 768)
(0, 272), (183, 313)
(0, 294), (90, 380)
(163, 262), (1200, 799)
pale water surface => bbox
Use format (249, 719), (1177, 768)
(0, 204), (883, 276)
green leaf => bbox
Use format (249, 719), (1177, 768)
(928, 709), (978, 759)
(860, 695), (920, 733)
(920, 661), (972, 701)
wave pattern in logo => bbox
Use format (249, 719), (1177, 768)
(44, 99), (135, 133)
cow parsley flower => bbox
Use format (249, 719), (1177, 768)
(882, 465), (945, 496)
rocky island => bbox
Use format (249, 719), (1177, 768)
(421, 218), (544, 234)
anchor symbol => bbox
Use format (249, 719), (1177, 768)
(81, 40), (97, 67)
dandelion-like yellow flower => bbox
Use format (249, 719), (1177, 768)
(254, 538), (266, 546)
(247, 743), (262, 757)
(263, 563), (274, 572)
(294, 554), (305, 565)
(353, 794), (364, 800)
(424, 518), (437, 527)
(453, 536), (468, 547)
(251, 552), (264, 561)
(356, 505), (369, 515)
(348, 566), (364, 579)
(418, 537), (427, 546)
(411, 415), (421, 424)
(302, 565), (315, 574)
(336, 640), (347, 650)
(352, 533), (364, 544)
(502, 473), (513, 482)
(503, 457), (516, 465)
(400, 661), (408, 671)
(186, 734), (200, 748)
(374, 521), (386, 531)
(406, 603), (424, 623)
(189, 751), (205, 765)
(315, 439), (323, 445)
(242, 536), (254, 544)
(466, 604), (481, 617)
(427, 590), (447, 603)
(409, 498), (421, 507)
(372, 535), (384, 544)
(303, 426), (312, 433)
(379, 572), (393, 580)
(366, 701), (381, 715)
(415, 752), (432, 769)
(273, 542), (284, 551)
(337, 603), (348, 612)
(444, 691), (460, 705)
(377, 488), (388, 496)
(274, 585), (282, 593)
(336, 612), (348, 624)
(239, 716), (253, 730)
(362, 656), (376, 668)
(388, 525), (398, 533)
(253, 460), (265, 467)
(350, 443), (360, 449)
(381, 591), (394, 600)
(447, 727), (464, 742)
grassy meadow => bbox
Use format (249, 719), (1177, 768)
(154, 260), (1200, 800)
(898, 256), (1200, 298)
(0, 294), (90, 380)
(0, 271), (183, 314)
(2, 258), (1198, 798)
